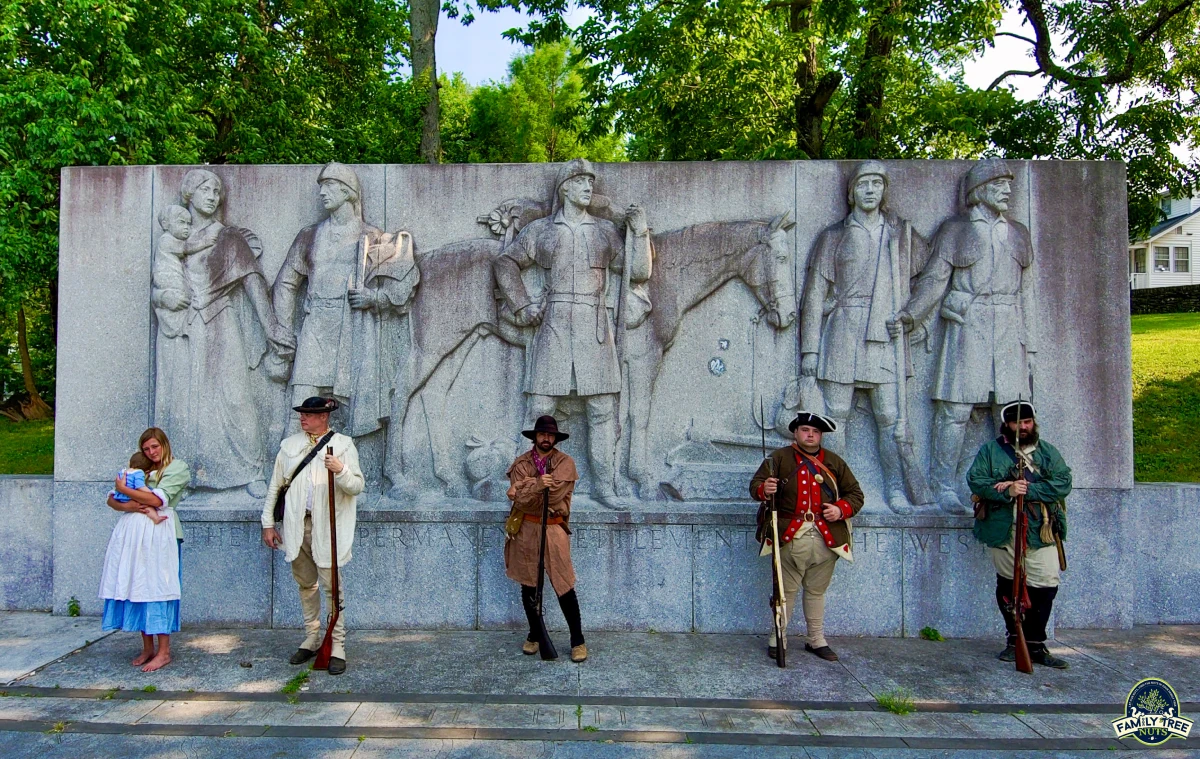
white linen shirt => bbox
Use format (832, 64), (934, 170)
(261, 431), (363, 568)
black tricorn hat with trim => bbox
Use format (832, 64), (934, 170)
(788, 411), (838, 433)
(293, 396), (339, 414)
(1000, 400), (1036, 423)
(522, 415), (569, 442)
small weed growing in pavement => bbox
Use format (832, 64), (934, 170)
(582, 726), (598, 733)
(281, 669), (310, 695)
(141, 685), (157, 693)
(971, 709), (981, 715)
(876, 688), (915, 716)
(67, 597), (80, 617)
(221, 730), (235, 738)
(358, 736), (366, 743)
(684, 735), (693, 744)
(98, 688), (118, 701)
(286, 694), (300, 706)
(919, 627), (944, 642)
(47, 721), (68, 735)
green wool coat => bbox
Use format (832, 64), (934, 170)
(967, 437), (1071, 549)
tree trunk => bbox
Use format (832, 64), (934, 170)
(789, 1), (841, 158)
(17, 306), (52, 420)
(411, 0), (442, 163)
(850, 0), (902, 156)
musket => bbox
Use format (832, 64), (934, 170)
(1010, 401), (1033, 675)
(313, 446), (342, 671)
(888, 222), (933, 506)
(534, 472), (559, 661)
(762, 397), (787, 668)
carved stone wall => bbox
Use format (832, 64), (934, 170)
(50, 160), (1139, 631)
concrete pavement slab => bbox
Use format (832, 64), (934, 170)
(805, 709), (1041, 739)
(137, 698), (362, 726)
(832, 636), (1131, 704)
(0, 612), (110, 685)
(1056, 625), (1200, 698)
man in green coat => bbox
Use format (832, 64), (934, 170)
(967, 400), (1071, 669)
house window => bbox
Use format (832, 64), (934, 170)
(1175, 246), (1191, 273)
(1161, 198), (1172, 214)
(1132, 248), (1147, 273)
(1155, 247), (1171, 271)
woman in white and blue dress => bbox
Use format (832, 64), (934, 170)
(101, 428), (190, 672)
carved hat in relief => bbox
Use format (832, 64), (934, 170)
(788, 411), (839, 434)
(965, 158), (1014, 195)
(552, 158), (596, 212)
(849, 160), (888, 187)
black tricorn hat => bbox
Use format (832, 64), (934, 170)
(788, 411), (838, 433)
(522, 415), (569, 442)
(293, 396), (339, 414)
(1000, 400), (1036, 423)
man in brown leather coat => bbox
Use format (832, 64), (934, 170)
(505, 415), (587, 662)
(750, 412), (864, 662)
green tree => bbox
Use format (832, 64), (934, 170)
(490, 0), (1200, 236)
(444, 42), (624, 163)
(0, 0), (421, 415)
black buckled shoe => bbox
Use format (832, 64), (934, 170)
(805, 643), (839, 661)
(1029, 644), (1068, 669)
(328, 657), (346, 676)
(289, 648), (317, 666)
(767, 644), (778, 659)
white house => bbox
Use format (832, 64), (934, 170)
(1129, 194), (1199, 289)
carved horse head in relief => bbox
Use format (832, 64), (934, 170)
(739, 212), (797, 330)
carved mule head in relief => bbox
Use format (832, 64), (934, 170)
(740, 212), (797, 329)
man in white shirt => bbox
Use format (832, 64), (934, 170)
(262, 397), (364, 675)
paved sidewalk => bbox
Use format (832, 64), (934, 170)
(0, 615), (1197, 757)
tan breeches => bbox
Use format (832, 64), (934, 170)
(990, 543), (1061, 588)
(291, 515), (347, 659)
(769, 528), (839, 648)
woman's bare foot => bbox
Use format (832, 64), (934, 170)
(132, 635), (156, 666)
(141, 652), (171, 672)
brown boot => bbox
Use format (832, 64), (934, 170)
(570, 644), (588, 663)
(522, 640), (539, 656)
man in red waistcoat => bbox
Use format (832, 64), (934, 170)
(750, 412), (864, 661)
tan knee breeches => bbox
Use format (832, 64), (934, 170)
(290, 514), (347, 659)
(768, 528), (839, 648)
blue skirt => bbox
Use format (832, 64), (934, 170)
(102, 539), (182, 636)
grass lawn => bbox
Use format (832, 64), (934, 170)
(0, 416), (54, 475)
(1131, 313), (1200, 482)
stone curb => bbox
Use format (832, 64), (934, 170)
(2, 684), (1175, 715)
(0, 718), (1139, 750)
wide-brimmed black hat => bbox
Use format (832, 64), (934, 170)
(522, 415), (569, 442)
(1000, 400), (1036, 423)
(293, 396), (339, 414)
(788, 411), (838, 433)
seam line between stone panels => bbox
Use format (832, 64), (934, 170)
(147, 167), (158, 428)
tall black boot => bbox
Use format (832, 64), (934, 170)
(557, 589), (585, 647)
(995, 575), (1018, 661)
(520, 585), (542, 643)
(1024, 586), (1067, 668)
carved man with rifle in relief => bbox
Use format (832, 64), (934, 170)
(750, 412), (863, 663)
(967, 400), (1071, 669)
(493, 159), (652, 507)
(892, 159), (1037, 514)
(801, 161), (931, 513)
(504, 415), (587, 663)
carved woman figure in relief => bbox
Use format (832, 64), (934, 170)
(155, 169), (293, 494)
(151, 205), (193, 440)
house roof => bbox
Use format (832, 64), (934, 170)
(1139, 207), (1200, 243)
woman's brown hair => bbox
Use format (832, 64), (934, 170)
(138, 427), (174, 476)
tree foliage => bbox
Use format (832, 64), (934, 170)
(443, 41), (624, 163)
(485, 0), (1200, 234)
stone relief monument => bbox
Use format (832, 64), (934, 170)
(50, 158), (1142, 634)
(133, 159), (1063, 516)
